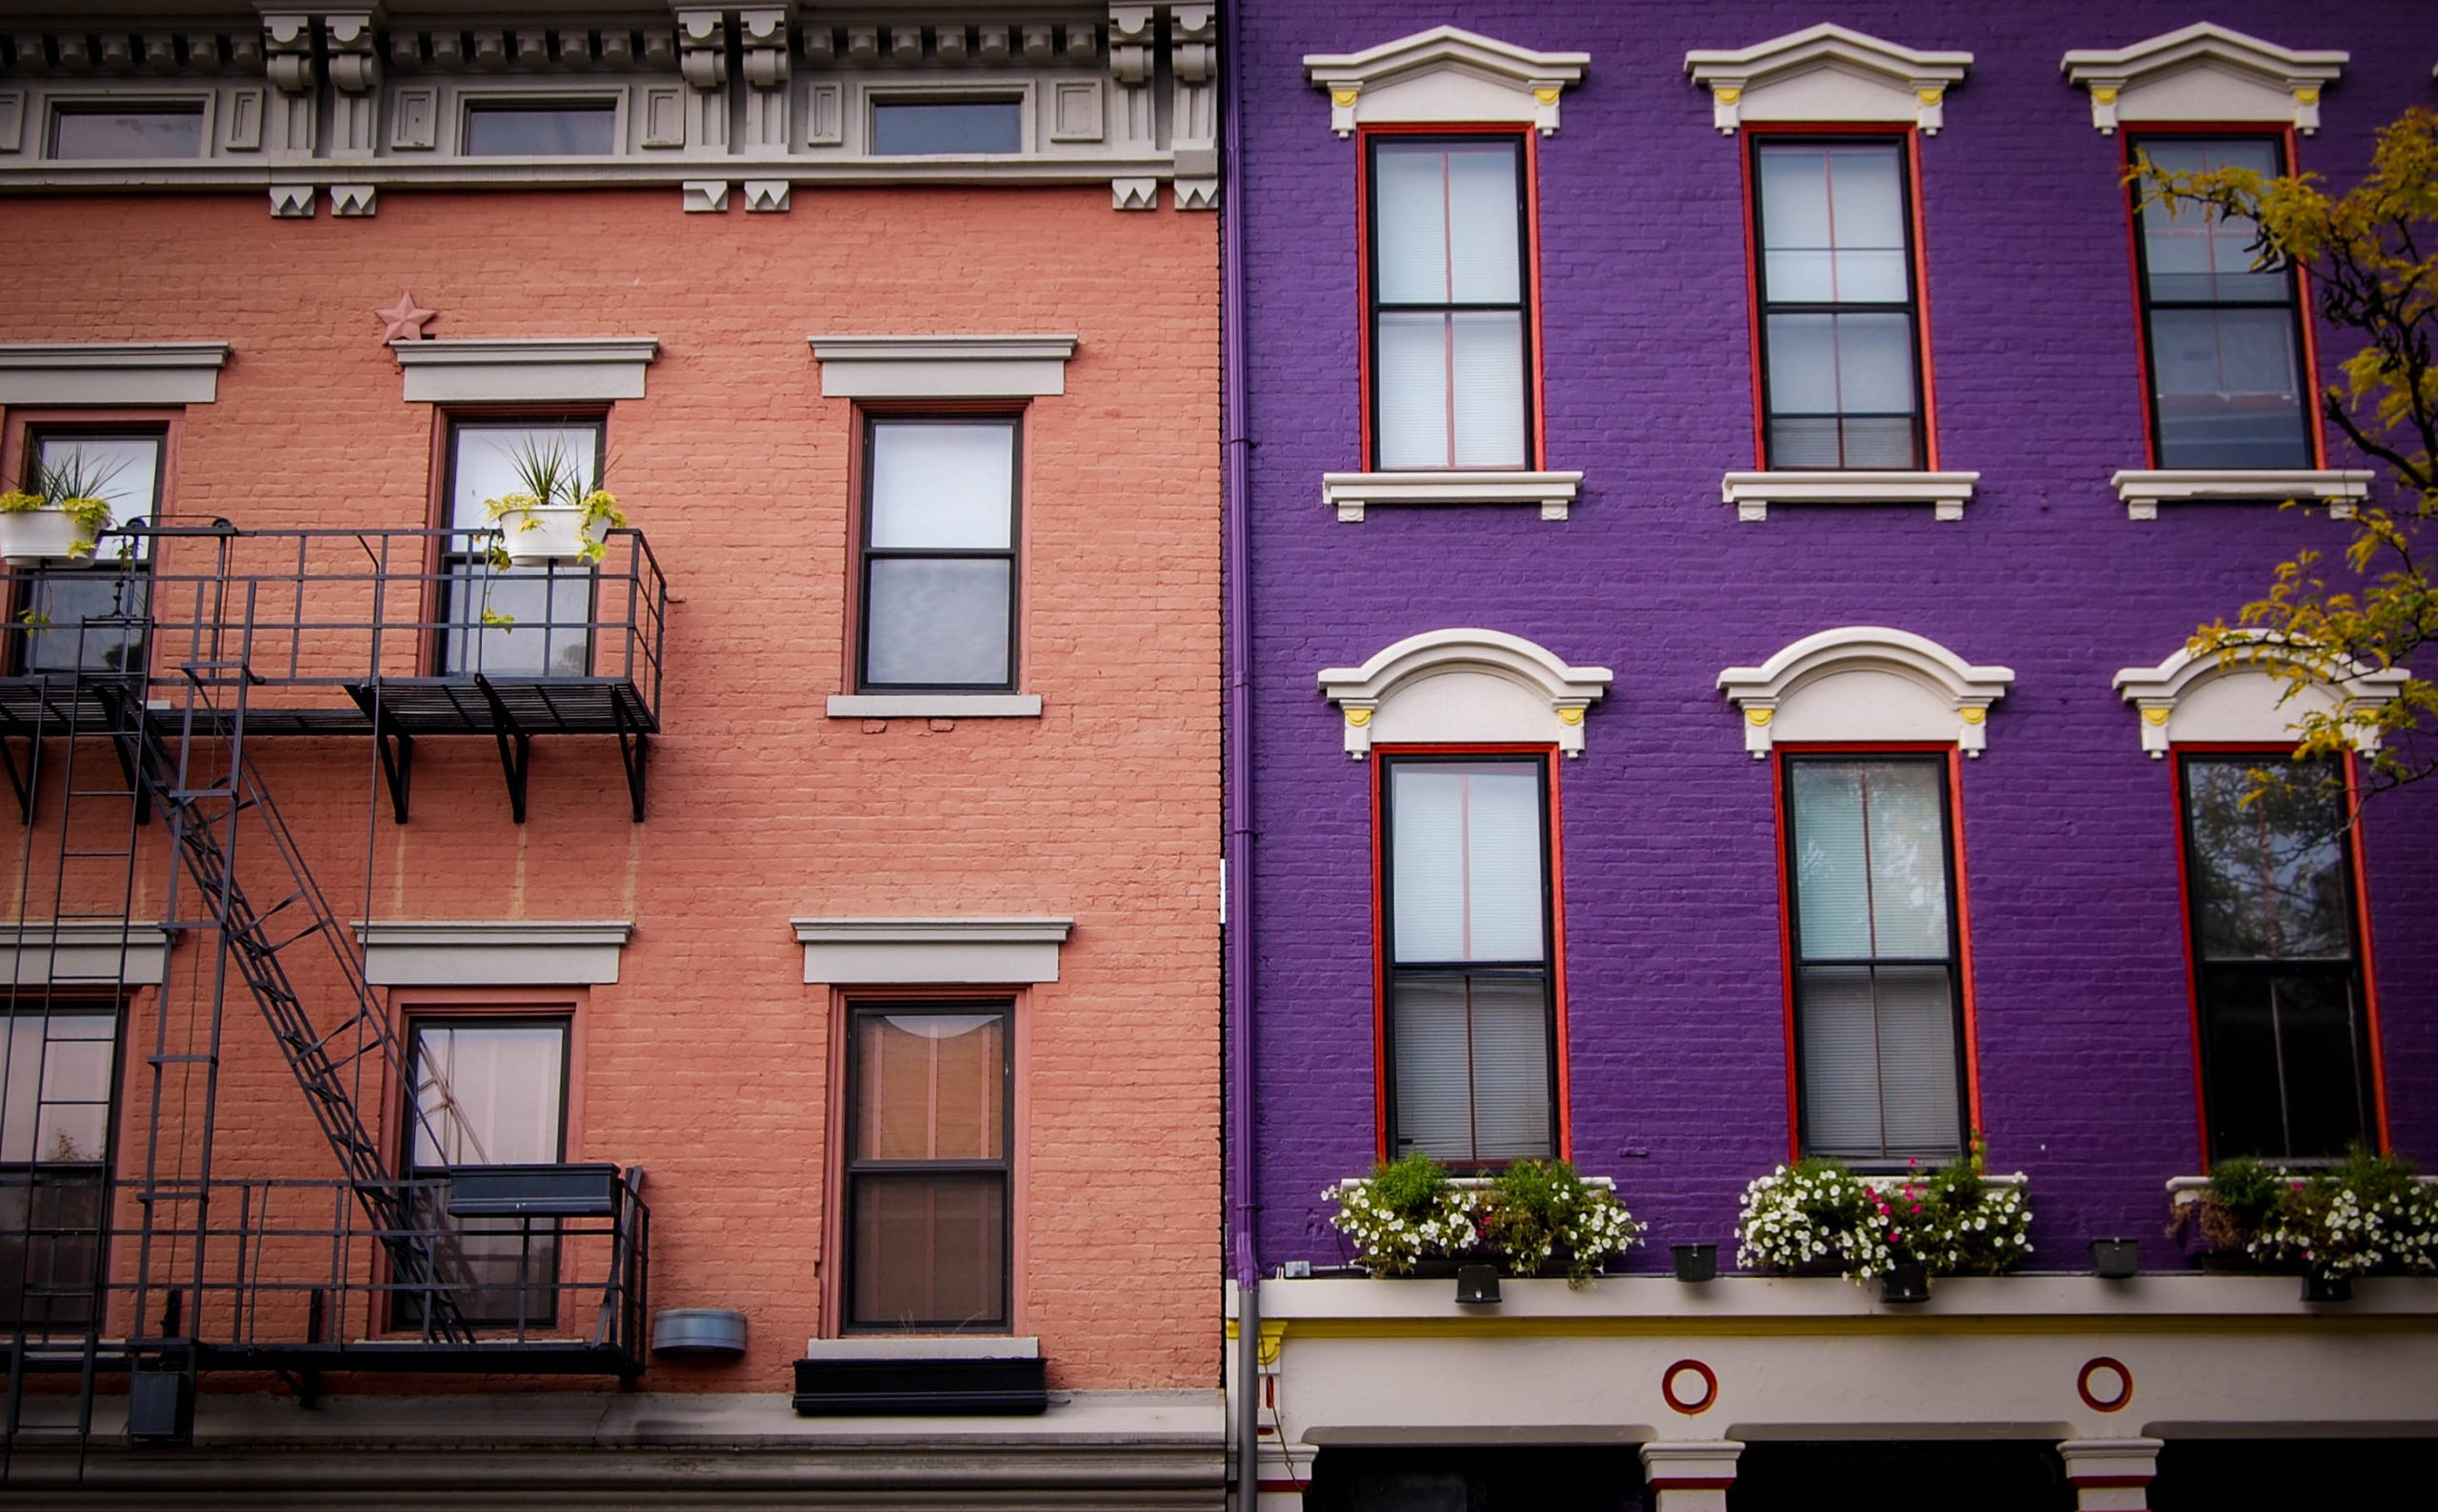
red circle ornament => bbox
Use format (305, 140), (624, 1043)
(2077, 1356), (2133, 1413)
(1662, 1358), (1719, 1415)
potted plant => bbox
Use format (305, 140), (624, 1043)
(1322, 1153), (1476, 1278)
(2208, 1146), (2438, 1301)
(1670, 1243), (1719, 1283)
(1477, 1158), (1644, 1287)
(483, 434), (625, 567)
(0, 448), (126, 567)
(1736, 1138), (2034, 1302)
(1323, 1153), (1641, 1285)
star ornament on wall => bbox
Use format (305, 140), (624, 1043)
(375, 291), (436, 343)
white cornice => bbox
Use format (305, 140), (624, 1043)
(391, 337), (659, 403)
(2062, 24), (2347, 135)
(352, 919), (634, 985)
(2111, 468), (2372, 522)
(1686, 24), (1971, 135)
(1718, 627), (2013, 758)
(2111, 634), (2408, 757)
(0, 921), (174, 987)
(791, 917), (1074, 985)
(1319, 627), (1612, 759)
(1304, 26), (1589, 137)
(0, 342), (230, 406)
(1721, 470), (1978, 524)
(1321, 470), (1583, 523)
(807, 334), (1077, 399)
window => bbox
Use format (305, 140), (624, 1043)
(1749, 137), (1927, 469)
(857, 417), (1019, 692)
(871, 99), (1023, 155)
(844, 1003), (1011, 1332)
(1367, 134), (1532, 469)
(2128, 135), (2314, 470)
(439, 419), (601, 678)
(50, 105), (204, 160)
(404, 1018), (569, 1329)
(15, 430), (162, 677)
(0, 1003), (118, 1332)
(1784, 757), (1967, 1163)
(463, 103), (617, 156)
(1380, 756), (1556, 1164)
(2179, 756), (2373, 1162)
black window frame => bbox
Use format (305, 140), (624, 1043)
(1363, 130), (1538, 472)
(1377, 751), (1561, 1168)
(460, 100), (620, 157)
(10, 426), (166, 679)
(854, 412), (1023, 695)
(0, 995), (124, 1336)
(433, 413), (606, 680)
(841, 998), (1016, 1334)
(1748, 132), (1930, 471)
(2176, 751), (2375, 1164)
(399, 1015), (573, 1332)
(47, 102), (206, 161)
(1781, 753), (1969, 1167)
(2125, 130), (2317, 471)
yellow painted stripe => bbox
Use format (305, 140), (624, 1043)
(1241, 1314), (2438, 1342)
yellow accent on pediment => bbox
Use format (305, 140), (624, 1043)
(1345, 707), (1371, 727)
(1331, 89), (1359, 109)
(1713, 87), (1742, 106)
(1746, 707), (1772, 727)
(1916, 88), (1944, 106)
(1959, 707), (1988, 726)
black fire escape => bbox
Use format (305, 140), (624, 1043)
(0, 523), (666, 1462)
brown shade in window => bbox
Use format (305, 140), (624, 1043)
(852, 1012), (1007, 1163)
(849, 1173), (1008, 1328)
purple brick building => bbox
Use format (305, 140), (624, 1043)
(1219, 5), (2438, 1507)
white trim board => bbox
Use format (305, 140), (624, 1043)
(0, 343), (230, 406)
(0, 922), (174, 987)
(1722, 470), (1978, 523)
(2110, 468), (2370, 522)
(807, 335), (1077, 399)
(793, 917), (1073, 985)
(1323, 471), (1583, 523)
(353, 920), (633, 985)
(392, 338), (659, 403)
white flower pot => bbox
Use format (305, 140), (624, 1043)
(0, 506), (99, 568)
(493, 503), (602, 567)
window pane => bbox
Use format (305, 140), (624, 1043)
(410, 1025), (564, 1169)
(1765, 313), (1840, 415)
(1792, 762), (1949, 961)
(2139, 139), (2287, 304)
(851, 1172), (1007, 1327)
(34, 436), (161, 527)
(871, 100), (1021, 155)
(1390, 763), (1544, 964)
(1449, 312), (1527, 467)
(852, 1012), (1006, 1163)
(51, 108), (203, 160)
(1375, 312), (1452, 468)
(2201, 967), (2369, 1161)
(864, 558), (1012, 687)
(1798, 964), (1959, 1160)
(450, 427), (599, 536)
(3, 1014), (116, 1164)
(1759, 144), (1908, 304)
(2148, 308), (2309, 469)
(869, 424), (1015, 549)
(24, 573), (149, 675)
(1372, 143), (1453, 305)
(2185, 760), (2351, 961)
(1831, 312), (1917, 413)
(1390, 974), (1551, 1164)
(1445, 146), (1522, 304)
(445, 565), (592, 678)
(0, 1171), (107, 1329)
(1375, 313), (1526, 469)
(464, 106), (617, 156)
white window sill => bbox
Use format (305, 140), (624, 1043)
(2111, 468), (2372, 522)
(1323, 470), (1584, 523)
(800, 1336), (1038, 1361)
(827, 694), (1042, 719)
(1722, 470), (1979, 523)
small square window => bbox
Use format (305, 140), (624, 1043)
(870, 99), (1022, 155)
(50, 105), (204, 160)
(464, 104), (618, 157)
(856, 417), (1020, 692)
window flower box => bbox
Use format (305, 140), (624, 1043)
(1735, 1141), (2032, 1296)
(1324, 1154), (1643, 1286)
(2168, 1153), (2438, 1288)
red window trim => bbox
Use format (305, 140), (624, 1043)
(2114, 121), (2328, 471)
(2167, 743), (2388, 1166)
(1369, 741), (1570, 1165)
(1769, 741), (1982, 1163)
(1738, 123), (1942, 472)
(1353, 123), (1549, 472)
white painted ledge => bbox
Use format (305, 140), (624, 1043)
(0, 343), (230, 406)
(2111, 468), (2372, 521)
(808, 335), (1076, 399)
(392, 338), (659, 403)
(800, 1336), (1039, 1361)
(1323, 470), (1584, 523)
(1723, 470), (1979, 522)
(352, 920), (633, 985)
(0, 922), (173, 986)
(792, 916), (1073, 985)
(827, 694), (1042, 719)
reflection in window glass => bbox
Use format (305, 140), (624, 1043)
(870, 100), (1022, 155)
(51, 107), (204, 160)
(464, 105), (618, 156)
(405, 1020), (568, 1329)
(1, 1007), (117, 1332)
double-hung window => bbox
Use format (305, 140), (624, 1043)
(856, 417), (1020, 693)
(1380, 756), (1557, 1164)
(16, 430), (161, 677)
(1367, 134), (1533, 469)
(843, 1002), (1011, 1332)
(1783, 756), (1967, 1163)
(404, 1018), (569, 1329)
(2128, 135), (2314, 470)
(2179, 756), (2372, 1162)
(440, 419), (601, 678)
(0, 1002), (118, 1332)
(1749, 137), (1927, 468)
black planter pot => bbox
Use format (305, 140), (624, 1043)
(2089, 1238), (2142, 1280)
(1880, 1260), (1930, 1304)
(2302, 1272), (2353, 1303)
(1671, 1243), (1719, 1283)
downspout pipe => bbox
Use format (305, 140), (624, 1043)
(1218, 4), (1262, 1510)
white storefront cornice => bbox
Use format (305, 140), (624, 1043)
(352, 919), (634, 985)
(2110, 468), (2372, 523)
(0, 921), (175, 987)
(2062, 23), (2347, 136)
(1304, 26), (1589, 137)
(1322, 470), (1584, 524)
(0, 342), (230, 406)
(1722, 469), (1978, 523)
(808, 334), (1076, 399)
(1686, 24), (1971, 135)
(392, 336), (659, 403)
(792, 916), (1074, 985)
